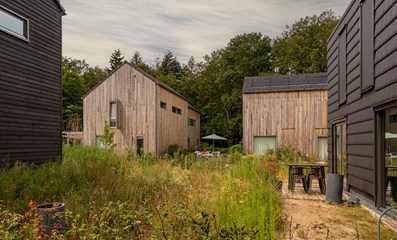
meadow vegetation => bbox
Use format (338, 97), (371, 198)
(0, 145), (282, 239)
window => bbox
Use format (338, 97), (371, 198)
(390, 114), (397, 124)
(253, 136), (276, 155)
(317, 136), (328, 161)
(0, 5), (29, 41)
(160, 101), (167, 109)
(189, 118), (196, 127)
(110, 101), (117, 128)
(172, 106), (182, 115)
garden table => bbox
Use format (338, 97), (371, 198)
(288, 163), (328, 193)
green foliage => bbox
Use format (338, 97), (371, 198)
(272, 10), (339, 74)
(163, 144), (183, 158)
(229, 144), (243, 153)
(98, 121), (116, 150)
(107, 49), (125, 73)
(0, 145), (282, 239)
(62, 57), (107, 130)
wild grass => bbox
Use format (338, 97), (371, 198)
(0, 145), (282, 239)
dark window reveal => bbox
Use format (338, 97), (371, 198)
(172, 106), (182, 115)
(0, 5), (29, 41)
(160, 101), (167, 109)
(189, 118), (196, 127)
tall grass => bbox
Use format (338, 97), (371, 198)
(0, 145), (282, 239)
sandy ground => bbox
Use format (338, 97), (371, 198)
(280, 179), (397, 240)
(282, 198), (359, 239)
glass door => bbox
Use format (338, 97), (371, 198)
(384, 107), (397, 205)
(333, 121), (347, 187)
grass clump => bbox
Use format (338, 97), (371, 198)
(0, 145), (282, 239)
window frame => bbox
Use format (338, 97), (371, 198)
(0, 5), (29, 41)
(172, 106), (182, 115)
(189, 118), (196, 127)
(109, 101), (117, 129)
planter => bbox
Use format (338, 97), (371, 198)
(36, 202), (66, 234)
(325, 174), (344, 204)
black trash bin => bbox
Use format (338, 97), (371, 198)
(326, 174), (344, 204)
(36, 202), (66, 234)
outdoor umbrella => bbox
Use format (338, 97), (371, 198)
(201, 134), (227, 151)
(386, 132), (397, 139)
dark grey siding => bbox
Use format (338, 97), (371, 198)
(328, 0), (397, 200)
(0, 0), (62, 165)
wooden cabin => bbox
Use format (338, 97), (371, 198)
(243, 73), (328, 159)
(83, 62), (200, 157)
(328, 0), (397, 208)
(0, 0), (65, 166)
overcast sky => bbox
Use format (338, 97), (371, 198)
(61, 0), (350, 68)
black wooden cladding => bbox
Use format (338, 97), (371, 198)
(0, 0), (63, 167)
(328, 0), (397, 201)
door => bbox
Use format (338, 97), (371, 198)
(136, 136), (144, 156)
(332, 121), (347, 186)
(253, 136), (276, 155)
(317, 136), (328, 161)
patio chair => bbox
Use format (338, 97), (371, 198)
(307, 167), (325, 194)
(290, 167), (307, 192)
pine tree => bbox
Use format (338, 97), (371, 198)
(107, 49), (124, 73)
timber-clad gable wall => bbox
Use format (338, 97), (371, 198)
(0, 0), (64, 166)
(243, 90), (327, 157)
(327, 0), (397, 200)
(83, 63), (200, 157)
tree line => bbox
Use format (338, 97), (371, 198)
(62, 10), (339, 145)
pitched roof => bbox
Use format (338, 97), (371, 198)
(82, 61), (190, 103)
(243, 72), (327, 94)
(54, 0), (66, 15)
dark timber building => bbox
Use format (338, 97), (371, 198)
(0, 1), (65, 166)
(328, 0), (397, 207)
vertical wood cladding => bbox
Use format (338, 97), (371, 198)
(328, 0), (397, 199)
(243, 90), (328, 158)
(83, 63), (200, 157)
(0, 0), (63, 166)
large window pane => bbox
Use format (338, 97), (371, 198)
(0, 6), (28, 40)
(253, 136), (276, 155)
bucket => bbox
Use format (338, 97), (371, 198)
(36, 202), (66, 234)
(325, 174), (344, 204)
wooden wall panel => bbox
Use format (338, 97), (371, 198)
(0, 0), (62, 166)
(83, 64), (157, 155)
(83, 63), (199, 157)
(327, 0), (397, 200)
(157, 87), (189, 154)
(188, 108), (200, 150)
(243, 90), (327, 158)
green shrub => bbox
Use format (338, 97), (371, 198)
(229, 144), (243, 153)
(0, 145), (282, 239)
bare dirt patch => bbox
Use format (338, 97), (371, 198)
(280, 180), (397, 239)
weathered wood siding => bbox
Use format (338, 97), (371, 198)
(0, 0), (63, 166)
(243, 90), (327, 157)
(83, 64), (157, 155)
(157, 87), (189, 154)
(188, 107), (200, 150)
(328, 0), (397, 198)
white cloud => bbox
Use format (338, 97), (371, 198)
(61, 0), (350, 68)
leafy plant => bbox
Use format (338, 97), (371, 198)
(98, 121), (116, 150)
